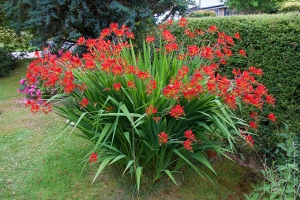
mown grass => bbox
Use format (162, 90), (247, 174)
(0, 60), (261, 199)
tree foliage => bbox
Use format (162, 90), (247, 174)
(220, 0), (284, 13)
(1, 0), (194, 48)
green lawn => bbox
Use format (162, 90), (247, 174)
(0, 60), (261, 199)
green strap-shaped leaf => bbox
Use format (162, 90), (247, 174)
(92, 156), (115, 184)
(109, 155), (127, 165)
(123, 160), (135, 175)
(163, 170), (178, 186)
(188, 153), (216, 175)
(136, 166), (142, 193)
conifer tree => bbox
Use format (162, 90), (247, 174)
(1, 0), (194, 48)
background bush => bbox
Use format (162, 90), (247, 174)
(278, 2), (300, 13)
(0, 46), (16, 77)
(188, 10), (216, 18)
(171, 13), (300, 161)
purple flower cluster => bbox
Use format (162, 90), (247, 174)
(18, 78), (42, 99)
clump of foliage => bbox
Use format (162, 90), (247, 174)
(0, 27), (34, 52)
(20, 19), (276, 193)
(171, 13), (300, 163)
(189, 10), (216, 18)
(245, 126), (300, 199)
(0, 46), (15, 77)
(278, 1), (300, 13)
(220, 0), (282, 14)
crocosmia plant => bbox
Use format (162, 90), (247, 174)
(21, 18), (276, 191)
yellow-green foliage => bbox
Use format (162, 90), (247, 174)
(189, 10), (216, 18)
(278, 1), (300, 13)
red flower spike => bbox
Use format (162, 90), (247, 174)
(187, 45), (199, 57)
(184, 130), (196, 142)
(234, 32), (241, 39)
(266, 95), (276, 107)
(170, 104), (185, 120)
(146, 36), (155, 43)
(127, 80), (136, 88)
(249, 121), (258, 130)
(183, 140), (193, 152)
(125, 31), (135, 39)
(80, 98), (89, 108)
(243, 134), (255, 147)
(208, 25), (218, 33)
(113, 83), (122, 91)
(178, 18), (188, 27)
(162, 30), (176, 43)
(110, 23), (118, 31)
(76, 37), (85, 45)
(89, 152), (98, 164)
(153, 117), (161, 124)
(268, 113), (277, 123)
(158, 132), (168, 145)
(250, 112), (259, 120)
(239, 49), (247, 57)
(146, 105), (157, 116)
(30, 103), (40, 113)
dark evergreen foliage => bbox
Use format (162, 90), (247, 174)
(1, 0), (194, 48)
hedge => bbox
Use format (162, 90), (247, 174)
(172, 13), (300, 157)
(278, 2), (300, 13)
(188, 10), (216, 18)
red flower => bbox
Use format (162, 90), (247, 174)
(76, 37), (85, 45)
(183, 140), (193, 152)
(196, 29), (205, 35)
(162, 30), (176, 43)
(239, 49), (247, 57)
(249, 66), (263, 77)
(113, 83), (122, 91)
(127, 80), (136, 88)
(146, 36), (155, 43)
(42, 104), (52, 114)
(126, 31), (135, 39)
(268, 113), (277, 123)
(153, 117), (161, 124)
(178, 17), (188, 27)
(208, 25), (218, 33)
(170, 104), (185, 119)
(158, 132), (168, 145)
(250, 112), (259, 120)
(165, 43), (179, 53)
(249, 121), (258, 130)
(266, 95), (276, 107)
(146, 79), (157, 95)
(243, 134), (255, 147)
(80, 98), (89, 108)
(234, 32), (241, 39)
(201, 47), (214, 60)
(187, 45), (199, 57)
(146, 105), (157, 116)
(110, 23), (118, 31)
(89, 152), (98, 164)
(30, 102), (40, 113)
(184, 130), (196, 142)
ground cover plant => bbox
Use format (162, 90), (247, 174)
(18, 18), (277, 194)
(1, 60), (261, 200)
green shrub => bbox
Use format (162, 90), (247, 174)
(0, 46), (16, 77)
(0, 27), (35, 52)
(278, 2), (300, 13)
(189, 10), (216, 18)
(171, 13), (300, 161)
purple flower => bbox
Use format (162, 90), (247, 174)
(20, 79), (26, 85)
